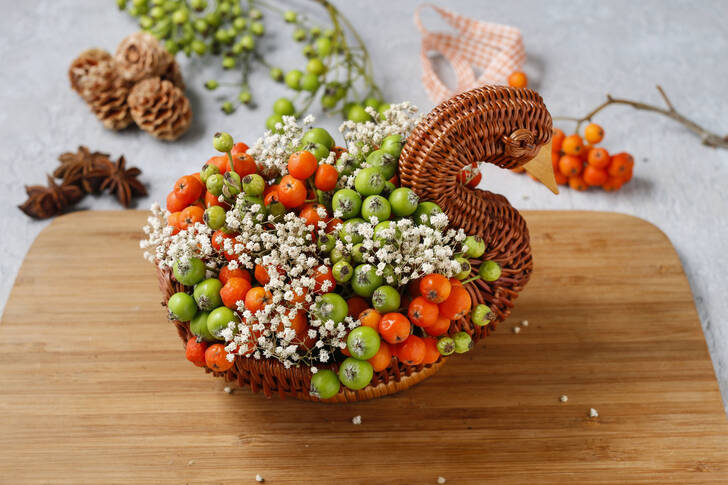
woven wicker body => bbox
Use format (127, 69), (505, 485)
(158, 85), (552, 402)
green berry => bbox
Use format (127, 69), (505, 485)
(283, 10), (298, 23)
(471, 304), (495, 327)
(207, 306), (238, 340)
(233, 17), (246, 31)
(436, 336), (455, 355)
(213, 132), (234, 152)
(351, 264), (384, 298)
(351, 243), (365, 263)
(347, 326), (381, 360)
(354, 167), (385, 196)
(321, 94), (337, 110)
(463, 235), (486, 258)
(380, 180), (396, 198)
(266, 113), (284, 131)
(317, 233), (335, 253)
(171, 8), (188, 24)
(373, 221), (401, 245)
(240, 34), (255, 50)
(205, 79), (219, 90)
(331, 189), (362, 219)
(453, 331), (473, 354)
(301, 72), (320, 92)
(221, 56), (235, 69)
(338, 218), (365, 245)
(371, 285), (400, 313)
(139, 15), (154, 29)
(332, 260), (354, 283)
(330, 247), (350, 264)
(454, 256), (471, 280)
(243, 173), (265, 196)
(190, 0), (206, 11)
(293, 27), (307, 42)
(270, 67), (284, 81)
(380, 134), (404, 159)
(314, 293), (348, 324)
(388, 187), (419, 217)
(306, 58), (326, 76)
(300, 142), (329, 161)
(338, 357), (374, 390)
(193, 18), (207, 32)
(251, 21), (264, 36)
(302, 127), (335, 149)
(223, 171), (242, 197)
(413, 201), (443, 227)
(310, 369), (340, 399)
(361, 195), (391, 222)
(347, 104), (372, 123)
(366, 149), (397, 180)
(206, 173), (224, 196)
(238, 90), (252, 104)
(193, 278), (223, 311)
(478, 261), (501, 282)
(167, 292), (197, 321)
(173, 257), (206, 286)
(377, 103), (391, 120)
(203, 205), (226, 230)
(284, 69), (303, 90)
(221, 101), (235, 115)
(315, 37), (332, 57)
(273, 97), (295, 116)
(191, 39), (207, 55)
(363, 97), (380, 110)
(249, 7), (262, 19)
(231, 43), (244, 56)
(200, 163), (220, 184)
(190, 311), (217, 342)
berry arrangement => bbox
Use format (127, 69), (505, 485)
(117, 0), (387, 125)
(141, 105), (503, 399)
(512, 123), (635, 191)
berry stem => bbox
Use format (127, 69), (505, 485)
(554, 85), (728, 149)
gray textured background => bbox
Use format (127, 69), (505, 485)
(1, 0), (727, 411)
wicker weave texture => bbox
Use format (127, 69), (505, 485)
(157, 85), (552, 402)
(399, 85), (551, 343)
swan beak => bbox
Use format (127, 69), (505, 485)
(523, 141), (559, 194)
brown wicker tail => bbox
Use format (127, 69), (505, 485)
(159, 85), (552, 402)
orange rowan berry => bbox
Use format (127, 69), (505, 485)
(562, 134), (584, 156)
(584, 123), (605, 144)
(507, 71), (528, 88)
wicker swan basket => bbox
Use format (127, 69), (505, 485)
(157, 85), (552, 402)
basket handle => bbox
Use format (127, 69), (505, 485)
(398, 85), (552, 339)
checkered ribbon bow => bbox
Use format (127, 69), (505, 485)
(416, 4), (526, 103)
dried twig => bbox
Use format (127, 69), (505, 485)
(554, 85), (728, 149)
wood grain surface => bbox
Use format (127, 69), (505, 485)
(1, 210), (726, 484)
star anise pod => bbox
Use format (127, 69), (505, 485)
(54, 145), (113, 194)
(18, 175), (85, 219)
(92, 155), (148, 208)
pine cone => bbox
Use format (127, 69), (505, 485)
(115, 32), (171, 83)
(77, 60), (133, 131)
(69, 48), (111, 94)
(127, 77), (192, 141)
(160, 51), (185, 91)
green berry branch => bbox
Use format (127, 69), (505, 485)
(117, 0), (389, 127)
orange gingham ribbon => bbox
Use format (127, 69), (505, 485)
(416, 4), (526, 103)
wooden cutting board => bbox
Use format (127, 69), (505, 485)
(1, 210), (726, 484)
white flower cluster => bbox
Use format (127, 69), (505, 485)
(140, 203), (217, 270)
(247, 115), (311, 179)
(339, 102), (422, 158)
(337, 102), (422, 188)
(325, 213), (466, 286)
